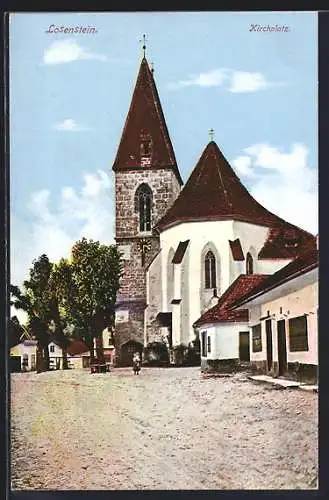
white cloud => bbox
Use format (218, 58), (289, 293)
(167, 68), (285, 93)
(167, 69), (228, 90)
(54, 118), (87, 132)
(231, 143), (318, 233)
(11, 170), (115, 292)
(43, 39), (107, 65)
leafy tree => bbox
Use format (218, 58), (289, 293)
(11, 254), (70, 371)
(9, 315), (24, 348)
(53, 238), (123, 363)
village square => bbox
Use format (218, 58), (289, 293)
(9, 17), (318, 491)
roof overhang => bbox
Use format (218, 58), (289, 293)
(233, 267), (318, 309)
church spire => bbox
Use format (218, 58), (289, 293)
(139, 34), (147, 58)
(112, 54), (183, 185)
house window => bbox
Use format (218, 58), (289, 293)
(201, 331), (207, 357)
(205, 251), (216, 289)
(135, 184), (152, 232)
(207, 335), (211, 354)
(289, 315), (309, 352)
(252, 324), (262, 352)
(31, 354), (36, 370)
(246, 252), (253, 275)
(50, 345), (55, 353)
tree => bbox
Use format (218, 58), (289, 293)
(53, 238), (123, 364)
(9, 315), (24, 348)
(10, 254), (68, 371)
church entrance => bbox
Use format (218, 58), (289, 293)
(120, 340), (143, 367)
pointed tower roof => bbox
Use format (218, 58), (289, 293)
(156, 141), (315, 254)
(112, 57), (183, 185)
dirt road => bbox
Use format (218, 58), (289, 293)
(10, 367), (318, 490)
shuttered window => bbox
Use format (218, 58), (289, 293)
(252, 324), (262, 352)
(289, 315), (309, 352)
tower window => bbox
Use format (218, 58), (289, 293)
(141, 140), (151, 157)
(135, 183), (152, 232)
(246, 252), (253, 275)
(205, 251), (216, 289)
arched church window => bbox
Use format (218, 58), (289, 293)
(135, 183), (152, 232)
(205, 250), (216, 289)
(246, 252), (253, 275)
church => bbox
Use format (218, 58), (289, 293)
(111, 52), (316, 367)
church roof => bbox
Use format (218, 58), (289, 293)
(112, 57), (183, 185)
(156, 141), (315, 256)
(193, 274), (268, 327)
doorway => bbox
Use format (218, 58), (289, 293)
(239, 331), (250, 362)
(277, 320), (287, 376)
(265, 320), (273, 372)
(120, 340), (143, 367)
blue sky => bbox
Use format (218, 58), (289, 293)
(10, 11), (318, 295)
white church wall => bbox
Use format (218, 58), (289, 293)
(160, 220), (235, 338)
(181, 244), (191, 345)
(232, 221), (294, 275)
(145, 250), (163, 345)
(257, 259), (294, 275)
(232, 221), (268, 274)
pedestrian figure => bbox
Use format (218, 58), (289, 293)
(132, 352), (141, 375)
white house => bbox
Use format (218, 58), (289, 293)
(48, 340), (64, 370)
(193, 274), (268, 372)
(10, 340), (38, 372)
(231, 246), (318, 383)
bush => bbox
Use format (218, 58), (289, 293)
(144, 341), (169, 366)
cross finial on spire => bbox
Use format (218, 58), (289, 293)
(209, 128), (215, 141)
(139, 34), (147, 58)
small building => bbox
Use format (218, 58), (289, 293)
(10, 339), (38, 372)
(101, 328), (116, 364)
(194, 274), (268, 372)
(231, 246), (318, 383)
(48, 340), (64, 370)
(67, 340), (90, 369)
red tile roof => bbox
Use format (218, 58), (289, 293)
(112, 57), (183, 185)
(193, 274), (268, 327)
(156, 142), (315, 257)
(229, 239), (245, 261)
(232, 246), (318, 308)
(67, 340), (90, 356)
(258, 227), (316, 260)
(172, 240), (190, 264)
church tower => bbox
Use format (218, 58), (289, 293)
(112, 49), (183, 365)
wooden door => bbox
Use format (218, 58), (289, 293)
(265, 320), (273, 372)
(239, 331), (250, 362)
(277, 320), (287, 376)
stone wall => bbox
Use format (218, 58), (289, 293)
(114, 167), (181, 364)
(115, 169), (181, 238)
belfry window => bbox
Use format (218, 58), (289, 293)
(205, 251), (216, 289)
(246, 252), (253, 275)
(141, 139), (152, 157)
(135, 183), (152, 232)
